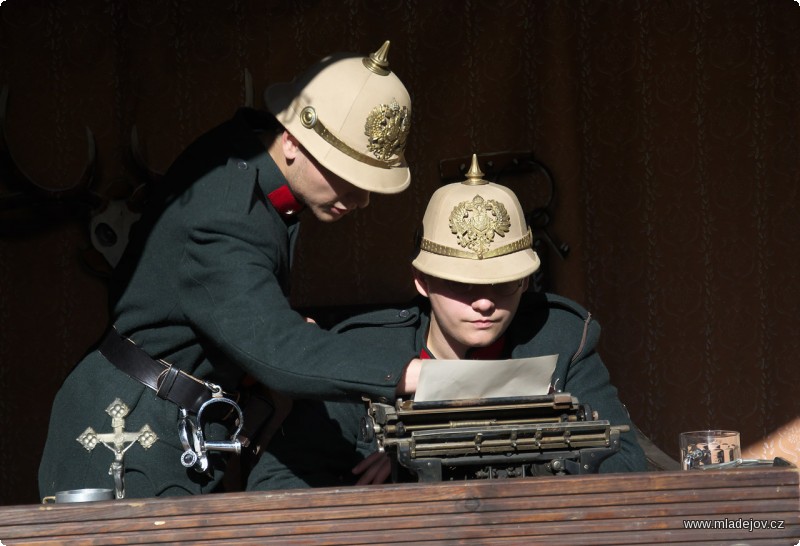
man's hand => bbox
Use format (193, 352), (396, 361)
(395, 358), (422, 395)
(352, 451), (391, 485)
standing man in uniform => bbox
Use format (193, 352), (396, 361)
(247, 155), (647, 490)
(39, 41), (423, 499)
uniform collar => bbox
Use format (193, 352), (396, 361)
(419, 345), (434, 360)
(228, 108), (306, 219)
(267, 184), (304, 218)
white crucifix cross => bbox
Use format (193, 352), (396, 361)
(77, 398), (158, 499)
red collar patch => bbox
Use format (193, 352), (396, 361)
(267, 185), (303, 217)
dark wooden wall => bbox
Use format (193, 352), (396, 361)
(1, 0), (798, 505)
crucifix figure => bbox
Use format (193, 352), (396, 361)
(76, 398), (158, 499)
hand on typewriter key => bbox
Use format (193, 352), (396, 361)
(352, 451), (391, 485)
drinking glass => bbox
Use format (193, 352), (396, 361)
(679, 430), (741, 470)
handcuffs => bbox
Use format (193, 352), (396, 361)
(177, 382), (244, 473)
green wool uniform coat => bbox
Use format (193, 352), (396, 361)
(38, 108), (416, 498)
(248, 292), (648, 490)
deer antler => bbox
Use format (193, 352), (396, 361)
(0, 85), (101, 230)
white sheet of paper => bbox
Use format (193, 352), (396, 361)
(414, 354), (559, 402)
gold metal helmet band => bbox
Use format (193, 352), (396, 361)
(420, 227), (533, 260)
(298, 103), (408, 168)
(299, 106), (393, 168)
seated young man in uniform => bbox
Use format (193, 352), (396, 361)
(247, 155), (647, 490)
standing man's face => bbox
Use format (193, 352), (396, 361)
(414, 271), (527, 360)
(279, 132), (370, 222)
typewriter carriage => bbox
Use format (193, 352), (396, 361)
(362, 393), (628, 482)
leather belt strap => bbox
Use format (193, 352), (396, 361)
(99, 328), (214, 414)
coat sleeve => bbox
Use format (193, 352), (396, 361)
(248, 309), (420, 491)
(176, 164), (415, 400)
(558, 313), (648, 473)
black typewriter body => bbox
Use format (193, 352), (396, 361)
(362, 393), (628, 482)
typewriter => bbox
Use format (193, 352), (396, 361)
(362, 393), (628, 482)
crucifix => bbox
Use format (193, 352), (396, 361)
(76, 398), (158, 499)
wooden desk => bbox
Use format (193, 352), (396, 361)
(1, 468), (797, 545)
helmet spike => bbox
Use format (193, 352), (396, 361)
(363, 40), (391, 76)
(463, 154), (488, 186)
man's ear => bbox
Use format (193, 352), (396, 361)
(281, 131), (301, 161)
(413, 269), (430, 298)
(522, 276), (530, 292)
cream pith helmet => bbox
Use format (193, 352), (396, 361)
(412, 154), (541, 284)
(264, 41), (411, 194)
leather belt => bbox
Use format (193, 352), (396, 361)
(99, 328), (215, 414)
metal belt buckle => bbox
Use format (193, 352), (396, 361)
(178, 389), (244, 473)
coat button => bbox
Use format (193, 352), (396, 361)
(237, 160), (248, 170)
(398, 309), (409, 318)
(384, 373), (394, 381)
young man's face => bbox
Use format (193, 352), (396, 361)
(279, 132), (371, 222)
(414, 271), (528, 359)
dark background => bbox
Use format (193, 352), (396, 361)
(1, 0), (798, 505)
